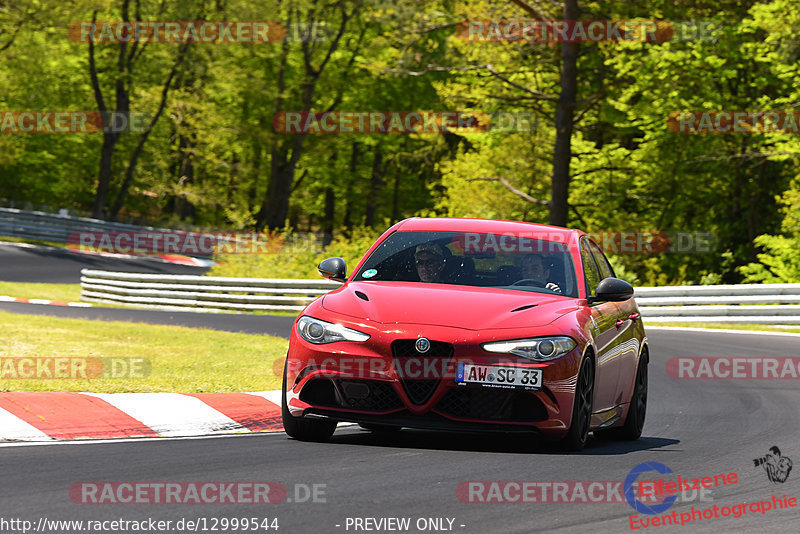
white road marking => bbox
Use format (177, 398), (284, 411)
(0, 407), (53, 441)
(247, 390), (283, 406)
(83, 392), (247, 437)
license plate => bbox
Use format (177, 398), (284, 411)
(456, 363), (542, 390)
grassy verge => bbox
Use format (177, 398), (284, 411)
(648, 322), (800, 334)
(0, 281), (305, 316)
(0, 311), (287, 392)
(0, 281), (83, 302)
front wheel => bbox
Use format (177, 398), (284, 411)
(560, 357), (594, 451)
(281, 362), (337, 442)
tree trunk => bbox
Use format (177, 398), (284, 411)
(323, 187), (335, 246)
(549, 0), (580, 227)
(91, 133), (118, 219)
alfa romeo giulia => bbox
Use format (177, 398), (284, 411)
(281, 217), (648, 450)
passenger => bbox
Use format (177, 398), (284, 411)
(520, 254), (561, 293)
(414, 243), (446, 283)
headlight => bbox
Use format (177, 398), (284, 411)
(482, 336), (576, 361)
(296, 316), (370, 344)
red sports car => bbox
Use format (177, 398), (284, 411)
(281, 218), (648, 450)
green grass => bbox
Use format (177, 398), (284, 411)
(649, 322), (800, 334)
(0, 281), (83, 302)
(0, 311), (288, 393)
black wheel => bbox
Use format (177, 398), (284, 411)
(281, 361), (337, 442)
(358, 423), (402, 432)
(560, 357), (594, 451)
(618, 353), (648, 440)
(595, 353), (648, 441)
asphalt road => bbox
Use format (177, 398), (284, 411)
(0, 243), (208, 283)
(2, 328), (798, 533)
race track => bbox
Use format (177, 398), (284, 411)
(0, 243), (209, 283)
(2, 328), (798, 533)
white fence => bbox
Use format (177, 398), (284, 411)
(635, 284), (800, 323)
(80, 269), (340, 312)
(79, 271), (800, 322)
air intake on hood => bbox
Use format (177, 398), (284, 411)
(511, 304), (538, 312)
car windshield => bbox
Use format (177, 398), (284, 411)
(353, 230), (578, 297)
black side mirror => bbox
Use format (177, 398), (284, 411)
(318, 257), (347, 282)
(592, 277), (634, 303)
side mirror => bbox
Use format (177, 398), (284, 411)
(318, 257), (347, 282)
(592, 277), (634, 303)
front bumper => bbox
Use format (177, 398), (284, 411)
(285, 321), (583, 438)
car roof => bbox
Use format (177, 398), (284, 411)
(395, 217), (586, 242)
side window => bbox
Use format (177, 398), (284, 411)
(580, 239), (602, 296)
(588, 240), (614, 280)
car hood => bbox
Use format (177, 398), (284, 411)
(320, 281), (577, 330)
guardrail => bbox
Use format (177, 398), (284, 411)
(0, 207), (209, 249)
(80, 269), (340, 312)
(635, 283), (800, 324)
(79, 271), (800, 322)
(0, 207), (170, 244)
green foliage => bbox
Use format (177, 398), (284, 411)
(740, 183), (800, 283)
(208, 226), (383, 279)
(3, 0), (800, 286)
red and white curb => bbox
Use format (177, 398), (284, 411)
(0, 241), (214, 267)
(68, 247), (215, 267)
(0, 296), (92, 307)
(0, 390), (283, 442)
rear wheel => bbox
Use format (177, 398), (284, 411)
(595, 353), (648, 441)
(560, 357), (594, 451)
(281, 362), (337, 442)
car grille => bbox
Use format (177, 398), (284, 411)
(435, 388), (548, 422)
(299, 378), (404, 412)
(392, 339), (454, 405)
(338, 380), (404, 411)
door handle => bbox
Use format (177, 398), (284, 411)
(615, 319), (624, 327)
(629, 312), (640, 321)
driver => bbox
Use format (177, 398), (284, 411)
(520, 254), (561, 293)
(414, 243), (446, 283)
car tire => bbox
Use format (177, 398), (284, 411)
(358, 423), (402, 433)
(281, 362), (337, 442)
(594, 352), (648, 441)
(560, 356), (594, 452)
